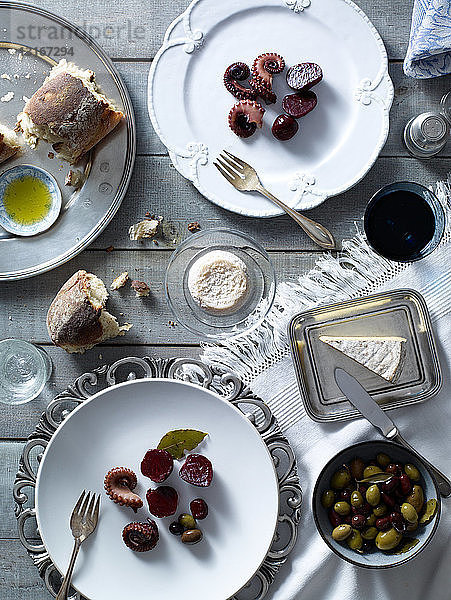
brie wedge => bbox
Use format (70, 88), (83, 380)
(319, 336), (406, 382)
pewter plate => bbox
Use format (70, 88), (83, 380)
(0, 1), (136, 280)
(14, 357), (302, 600)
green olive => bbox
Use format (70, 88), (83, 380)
(363, 465), (384, 479)
(366, 484), (381, 507)
(375, 528), (402, 551)
(376, 453), (391, 468)
(401, 502), (418, 524)
(321, 489), (336, 509)
(350, 490), (364, 508)
(406, 521), (418, 532)
(366, 513), (376, 526)
(406, 485), (424, 513)
(350, 457), (365, 480)
(361, 526), (378, 540)
(419, 499), (438, 525)
(334, 501), (351, 516)
(178, 513), (197, 530)
(332, 524), (352, 541)
(346, 529), (363, 551)
(404, 464), (421, 482)
(373, 504), (388, 517)
(330, 468), (351, 490)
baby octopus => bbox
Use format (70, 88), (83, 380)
(223, 62), (257, 101)
(104, 467), (143, 512)
(249, 52), (285, 104)
(228, 100), (265, 138)
(122, 520), (159, 552)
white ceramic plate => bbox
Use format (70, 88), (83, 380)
(148, 0), (393, 217)
(36, 379), (279, 600)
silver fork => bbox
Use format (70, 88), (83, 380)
(214, 151), (336, 250)
(56, 490), (101, 600)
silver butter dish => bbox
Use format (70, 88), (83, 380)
(288, 289), (442, 422)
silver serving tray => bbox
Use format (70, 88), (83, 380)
(13, 356), (302, 600)
(0, 2), (136, 280)
(289, 289), (442, 422)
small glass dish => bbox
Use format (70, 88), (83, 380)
(0, 339), (52, 404)
(0, 165), (62, 236)
(288, 289), (442, 422)
(165, 228), (276, 339)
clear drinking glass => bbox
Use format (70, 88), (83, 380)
(0, 339), (52, 405)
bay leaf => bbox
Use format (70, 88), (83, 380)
(157, 429), (208, 460)
(357, 473), (394, 485)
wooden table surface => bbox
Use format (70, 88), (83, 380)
(1, 0), (450, 596)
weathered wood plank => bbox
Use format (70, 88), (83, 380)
(0, 540), (47, 599)
(114, 61), (451, 158)
(0, 252), (319, 346)
(17, 0), (412, 61)
(90, 156), (451, 251)
(0, 443), (26, 539)
(0, 346), (201, 438)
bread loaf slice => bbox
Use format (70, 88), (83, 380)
(0, 123), (20, 164)
(17, 60), (123, 163)
(47, 270), (132, 353)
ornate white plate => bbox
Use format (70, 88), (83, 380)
(148, 0), (393, 217)
(35, 378), (280, 600)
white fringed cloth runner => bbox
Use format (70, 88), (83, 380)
(202, 179), (451, 600)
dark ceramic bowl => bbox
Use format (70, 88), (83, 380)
(313, 440), (441, 568)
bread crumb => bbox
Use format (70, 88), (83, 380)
(1, 91), (14, 102)
(188, 221), (201, 233)
(129, 217), (162, 241)
(1, 73), (11, 80)
(131, 280), (150, 297)
(8, 48), (16, 55)
(111, 271), (129, 290)
(105, 245), (114, 253)
(65, 169), (84, 188)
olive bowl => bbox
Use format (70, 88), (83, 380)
(312, 440), (441, 569)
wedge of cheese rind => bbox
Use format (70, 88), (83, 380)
(319, 336), (407, 382)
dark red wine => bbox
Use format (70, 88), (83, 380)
(364, 190), (436, 261)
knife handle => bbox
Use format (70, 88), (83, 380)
(391, 432), (451, 497)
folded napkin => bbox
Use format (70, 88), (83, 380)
(404, 0), (451, 78)
(202, 179), (451, 600)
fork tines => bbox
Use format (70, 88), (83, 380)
(214, 150), (246, 182)
(72, 490), (101, 524)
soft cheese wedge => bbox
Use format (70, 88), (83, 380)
(319, 336), (407, 382)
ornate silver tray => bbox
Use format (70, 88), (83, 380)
(0, 1), (136, 280)
(13, 356), (302, 600)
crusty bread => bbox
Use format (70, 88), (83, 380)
(47, 270), (132, 353)
(0, 123), (20, 164)
(17, 60), (123, 164)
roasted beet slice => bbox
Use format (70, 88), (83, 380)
(141, 449), (173, 483)
(282, 91), (317, 119)
(286, 63), (323, 91)
(146, 486), (178, 518)
(179, 454), (213, 487)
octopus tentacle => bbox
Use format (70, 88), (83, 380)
(122, 519), (159, 552)
(224, 62), (257, 101)
(251, 53), (285, 86)
(249, 77), (277, 105)
(104, 467), (143, 512)
(228, 100), (265, 138)
(249, 53), (285, 105)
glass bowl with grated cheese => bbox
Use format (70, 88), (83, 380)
(165, 228), (276, 339)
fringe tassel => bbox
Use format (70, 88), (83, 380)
(201, 178), (451, 385)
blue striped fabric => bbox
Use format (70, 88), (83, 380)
(404, 0), (451, 78)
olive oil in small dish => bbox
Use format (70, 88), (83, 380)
(0, 165), (62, 236)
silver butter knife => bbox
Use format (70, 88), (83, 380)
(334, 367), (451, 497)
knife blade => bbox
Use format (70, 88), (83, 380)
(334, 367), (398, 438)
